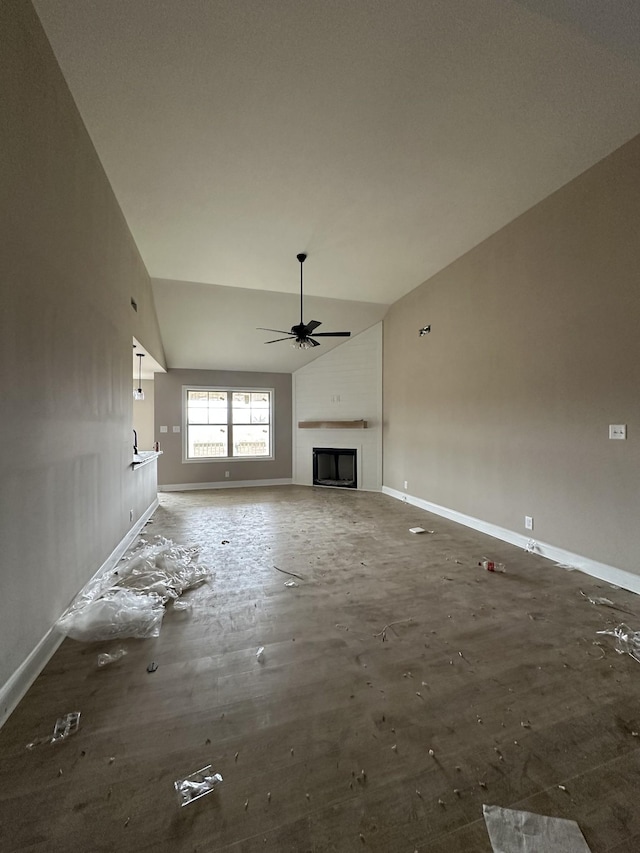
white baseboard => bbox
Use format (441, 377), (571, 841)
(0, 629), (65, 732)
(0, 497), (159, 730)
(159, 478), (293, 491)
(382, 486), (640, 595)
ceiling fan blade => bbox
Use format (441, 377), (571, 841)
(309, 338), (321, 347)
(309, 331), (351, 337)
(304, 320), (322, 333)
(257, 327), (293, 335)
(264, 337), (295, 344)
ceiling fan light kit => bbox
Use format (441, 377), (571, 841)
(258, 253), (351, 349)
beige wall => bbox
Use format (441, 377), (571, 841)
(384, 134), (640, 574)
(155, 369), (292, 487)
(133, 379), (156, 450)
(1, 1), (165, 706)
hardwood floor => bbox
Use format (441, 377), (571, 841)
(2, 486), (640, 852)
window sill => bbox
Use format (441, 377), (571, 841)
(182, 456), (274, 464)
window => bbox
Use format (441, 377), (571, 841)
(184, 387), (272, 460)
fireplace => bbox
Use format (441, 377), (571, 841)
(313, 447), (357, 489)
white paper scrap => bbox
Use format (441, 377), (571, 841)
(409, 527), (426, 534)
(483, 805), (592, 853)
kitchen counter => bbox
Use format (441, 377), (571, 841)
(132, 450), (163, 468)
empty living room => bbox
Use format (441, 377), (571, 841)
(2, 2), (640, 851)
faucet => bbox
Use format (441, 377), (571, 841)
(133, 429), (138, 456)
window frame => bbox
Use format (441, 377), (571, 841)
(182, 385), (274, 463)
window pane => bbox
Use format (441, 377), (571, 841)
(208, 391), (227, 407)
(187, 390), (227, 425)
(233, 425), (270, 457)
(233, 391), (268, 425)
(231, 402), (249, 422)
(207, 391), (227, 424)
(232, 409), (251, 424)
(207, 408), (228, 425)
(188, 407), (207, 424)
(188, 425), (228, 458)
(187, 391), (208, 424)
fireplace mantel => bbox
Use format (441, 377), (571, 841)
(298, 420), (368, 429)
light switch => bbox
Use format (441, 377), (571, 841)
(173, 425), (181, 433)
(609, 424), (626, 440)
(159, 426), (168, 433)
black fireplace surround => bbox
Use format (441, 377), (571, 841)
(312, 447), (357, 489)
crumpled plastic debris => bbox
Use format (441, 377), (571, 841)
(483, 804), (591, 852)
(56, 537), (211, 642)
(27, 712), (81, 750)
(115, 538), (209, 601)
(97, 648), (128, 667)
(52, 711), (81, 743)
(57, 589), (165, 642)
(597, 623), (640, 663)
(284, 580), (298, 588)
(173, 599), (193, 612)
(256, 646), (265, 662)
(580, 590), (615, 608)
(479, 560), (506, 573)
(174, 765), (223, 806)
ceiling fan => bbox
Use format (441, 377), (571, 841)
(258, 253), (351, 349)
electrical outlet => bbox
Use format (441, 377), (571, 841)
(129, 509), (134, 522)
(225, 471), (230, 479)
(525, 516), (534, 530)
(609, 424), (626, 440)
(403, 481), (408, 490)
(159, 425), (168, 433)
(172, 425), (181, 433)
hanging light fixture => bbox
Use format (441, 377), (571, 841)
(133, 352), (145, 400)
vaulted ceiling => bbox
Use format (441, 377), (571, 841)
(34, 0), (640, 371)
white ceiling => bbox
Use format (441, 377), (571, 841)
(33, 0), (640, 372)
(132, 337), (166, 380)
(151, 278), (387, 373)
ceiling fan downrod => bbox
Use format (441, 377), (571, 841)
(297, 252), (306, 326)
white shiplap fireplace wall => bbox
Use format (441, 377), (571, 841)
(293, 322), (383, 491)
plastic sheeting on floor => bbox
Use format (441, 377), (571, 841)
(483, 804), (592, 853)
(56, 537), (211, 641)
